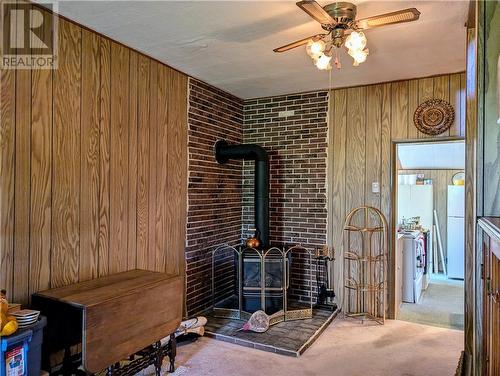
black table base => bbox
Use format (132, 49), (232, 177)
(50, 334), (176, 376)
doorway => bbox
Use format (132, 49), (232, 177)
(393, 139), (465, 330)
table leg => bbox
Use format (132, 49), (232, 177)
(154, 341), (162, 376)
(106, 365), (114, 376)
(168, 334), (176, 373)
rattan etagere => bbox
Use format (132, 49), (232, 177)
(343, 206), (388, 324)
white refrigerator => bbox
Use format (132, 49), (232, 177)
(447, 185), (465, 279)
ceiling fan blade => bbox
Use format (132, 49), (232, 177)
(296, 0), (336, 25)
(355, 8), (420, 30)
(273, 34), (326, 53)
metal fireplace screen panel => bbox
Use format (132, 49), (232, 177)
(264, 258), (284, 289)
(212, 245), (240, 314)
(243, 258), (262, 289)
(211, 244), (314, 322)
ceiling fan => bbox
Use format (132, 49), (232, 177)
(274, 1), (420, 70)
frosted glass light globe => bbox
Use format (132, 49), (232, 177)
(306, 40), (326, 58)
(345, 31), (367, 51)
(348, 48), (369, 66)
(315, 54), (332, 70)
(310, 40), (325, 55)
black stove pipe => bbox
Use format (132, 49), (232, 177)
(214, 140), (269, 248)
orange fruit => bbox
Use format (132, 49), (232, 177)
(0, 319), (18, 336)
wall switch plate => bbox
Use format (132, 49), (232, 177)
(372, 182), (380, 193)
(278, 110), (294, 118)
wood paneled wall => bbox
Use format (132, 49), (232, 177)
(0, 11), (188, 305)
(398, 169), (463, 270)
(327, 73), (466, 315)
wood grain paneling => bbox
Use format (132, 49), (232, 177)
(30, 15), (53, 296)
(327, 73), (466, 315)
(0, 45), (16, 297)
(109, 42), (130, 274)
(380, 83), (392, 225)
(449, 73), (462, 137)
(391, 81), (408, 140)
(167, 72), (188, 276)
(148, 61), (159, 272)
(407, 80), (419, 139)
(365, 85), (382, 212)
(14, 54), (32, 303)
(136, 55), (150, 270)
(128, 51), (138, 271)
(345, 87), (366, 217)
(98, 37), (111, 278)
(465, 25), (476, 372)
(328, 89), (347, 302)
(52, 19), (82, 289)
(459, 72), (466, 138)
(80, 29), (101, 282)
(155, 65), (169, 274)
(0, 10), (188, 305)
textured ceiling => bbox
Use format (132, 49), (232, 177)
(44, 1), (468, 99)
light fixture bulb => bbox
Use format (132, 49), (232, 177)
(348, 48), (369, 66)
(306, 39), (325, 58)
(315, 54), (332, 70)
(345, 31), (367, 51)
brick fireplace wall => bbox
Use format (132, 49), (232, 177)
(186, 85), (330, 314)
(242, 91), (329, 246)
(242, 91), (329, 302)
(186, 78), (244, 315)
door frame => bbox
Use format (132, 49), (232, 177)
(389, 137), (466, 319)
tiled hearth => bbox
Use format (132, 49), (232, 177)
(204, 308), (339, 357)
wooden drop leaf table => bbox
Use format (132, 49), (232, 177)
(32, 269), (183, 375)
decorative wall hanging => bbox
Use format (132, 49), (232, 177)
(413, 99), (455, 136)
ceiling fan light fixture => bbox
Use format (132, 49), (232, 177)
(344, 31), (367, 51)
(274, 2), (420, 71)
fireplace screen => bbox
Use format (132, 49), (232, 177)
(211, 244), (314, 322)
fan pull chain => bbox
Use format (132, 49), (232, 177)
(329, 63), (333, 91)
(334, 47), (341, 70)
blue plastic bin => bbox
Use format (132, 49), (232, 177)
(1, 316), (46, 376)
(1, 328), (31, 376)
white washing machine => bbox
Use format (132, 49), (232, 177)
(401, 232), (425, 303)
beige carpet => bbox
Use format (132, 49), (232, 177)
(399, 278), (464, 330)
(162, 318), (463, 376)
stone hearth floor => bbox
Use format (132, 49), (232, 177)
(203, 307), (339, 356)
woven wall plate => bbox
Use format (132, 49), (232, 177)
(413, 99), (455, 135)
